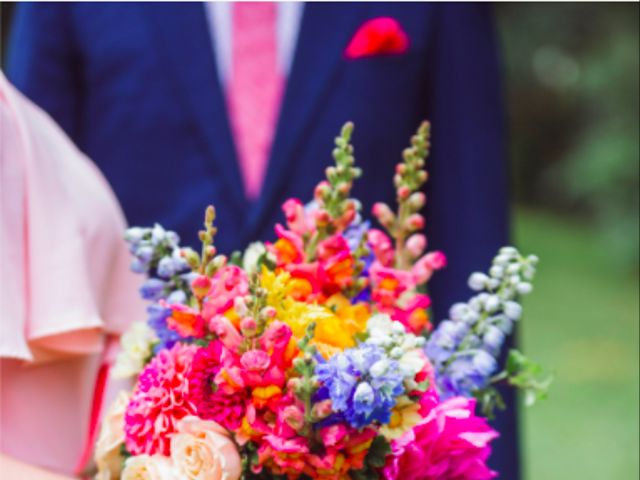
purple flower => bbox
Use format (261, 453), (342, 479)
(147, 304), (181, 352)
(426, 248), (537, 399)
(140, 278), (167, 301)
(315, 343), (405, 428)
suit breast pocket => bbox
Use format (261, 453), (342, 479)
(339, 50), (427, 111)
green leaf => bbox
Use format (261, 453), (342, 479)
(495, 349), (554, 409)
(229, 250), (243, 266)
(473, 385), (506, 419)
(367, 435), (391, 468)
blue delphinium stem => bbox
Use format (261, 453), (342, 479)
(124, 224), (194, 350)
(425, 246), (538, 399)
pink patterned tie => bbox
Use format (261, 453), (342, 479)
(228, 2), (284, 200)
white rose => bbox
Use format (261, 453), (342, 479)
(94, 391), (130, 480)
(112, 321), (157, 379)
(171, 416), (242, 480)
(121, 455), (176, 480)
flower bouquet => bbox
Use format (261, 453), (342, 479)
(98, 122), (550, 480)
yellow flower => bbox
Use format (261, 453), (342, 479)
(284, 301), (355, 352)
(380, 396), (423, 440)
(252, 385), (282, 403)
(260, 269), (291, 312)
(325, 294), (370, 339)
(259, 270), (361, 354)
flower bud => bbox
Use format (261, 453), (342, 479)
(261, 306), (277, 319)
(484, 294), (501, 313)
(408, 192), (426, 210)
(372, 202), (395, 227)
(314, 209), (331, 227)
(504, 301), (523, 320)
(425, 251), (447, 270)
(449, 303), (469, 321)
(314, 181), (330, 201)
(287, 378), (302, 391)
(212, 255), (227, 269)
(234, 297), (248, 317)
(140, 278), (166, 301)
(156, 256), (176, 278)
(494, 254), (511, 266)
(338, 182), (351, 195)
(130, 258), (147, 274)
(397, 185), (411, 200)
(483, 325), (505, 353)
(406, 213), (424, 230)
(282, 405), (305, 431)
(135, 245), (154, 263)
(181, 248), (201, 270)
(499, 246), (518, 256)
(507, 263), (521, 275)
(468, 272), (489, 291)
(191, 275), (211, 299)
(516, 282), (533, 295)
(125, 227), (146, 243)
(311, 400), (333, 420)
(406, 234), (427, 258)
(240, 317), (257, 335)
(489, 265), (504, 278)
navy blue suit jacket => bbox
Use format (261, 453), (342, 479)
(8, 2), (518, 477)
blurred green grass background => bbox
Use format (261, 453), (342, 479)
(495, 4), (639, 478)
(515, 209), (639, 480)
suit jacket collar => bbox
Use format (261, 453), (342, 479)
(147, 3), (374, 243)
(146, 3), (247, 219)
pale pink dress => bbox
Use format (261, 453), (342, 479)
(0, 72), (146, 475)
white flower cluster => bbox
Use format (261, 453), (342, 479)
(366, 314), (427, 380)
(242, 241), (268, 274)
(449, 246), (538, 353)
(112, 321), (158, 379)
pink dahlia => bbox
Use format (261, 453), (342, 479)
(187, 340), (248, 431)
(124, 343), (198, 456)
(383, 397), (499, 480)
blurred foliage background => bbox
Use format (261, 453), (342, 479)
(497, 3), (639, 271)
(1, 3), (638, 480)
(495, 3), (639, 480)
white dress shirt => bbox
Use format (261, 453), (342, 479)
(205, 2), (305, 88)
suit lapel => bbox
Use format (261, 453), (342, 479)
(146, 3), (247, 217)
(245, 3), (373, 238)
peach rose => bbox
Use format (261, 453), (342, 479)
(171, 416), (242, 480)
(121, 455), (176, 480)
(95, 391), (130, 480)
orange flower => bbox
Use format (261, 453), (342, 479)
(167, 304), (204, 337)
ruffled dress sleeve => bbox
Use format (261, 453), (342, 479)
(0, 71), (146, 363)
